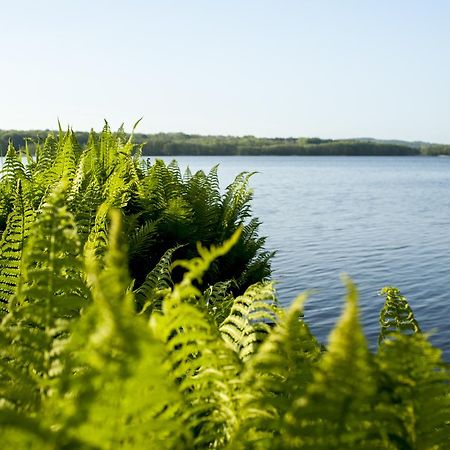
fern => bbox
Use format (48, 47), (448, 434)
(134, 245), (179, 313)
(221, 172), (255, 228)
(150, 229), (243, 448)
(0, 185), (14, 237)
(281, 279), (387, 449)
(48, 129), (79, 183)
(127, 218), (159, 260)
(71, 178), (104, 245)
(200, 279), (236, 324)
(219, 281), (277, 361)
(378, 286), (421, 345)
(185, 165), (222, 240)
(0, 181), (89, 413)
(49, 210), (188, 449)
(375, 333), (450, 450)
(228, 294), (321, 449)
(1, 141), (27, 185)
(84, 201), (113, 262)
(0, 180), (34, 312)
(34, 133), (57, 176)
(376, 286), (449, 450)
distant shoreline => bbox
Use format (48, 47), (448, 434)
(1, 129), (449, 157)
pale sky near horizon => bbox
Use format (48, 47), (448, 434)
(1, 0), (450, 143)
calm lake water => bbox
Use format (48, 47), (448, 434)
(156, 156), (450, 359)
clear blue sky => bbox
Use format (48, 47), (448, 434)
(2, 0), (450, 142)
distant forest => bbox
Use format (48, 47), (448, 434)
(1, 129), (450, 156)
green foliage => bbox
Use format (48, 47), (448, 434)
(376, 287), (449, 450)
(54, 210), (186, 449)
(230, 293), (322, 449)
(378, 286), (421, 344)
(0, 124), (448, 449)
(1, 141), (27, 186)
(281, 280), (385, 449)
(126, 159), (272, 293)
(0, 180), (34, 312)
(376, 334), (450, 450)
(0, 124), (271, 298)
(0, 181), (89, 415)
(219, 281), (277, 361)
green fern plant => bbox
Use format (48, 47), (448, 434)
(378, 286), (421, 345)
(134, 245), (179, 313)
(1, 124), (272, 306)
(229, 293), (322, 450)
(375, 287), (449, 450)
(150, 228), (244, 448)
(0, 180), (34, 312)
(1, 141), (27, 186)
(219, 281), (277, 361)
(280, 279), (387, 450)
(51, 210), (187, 450)
(0, 181), (89, 414)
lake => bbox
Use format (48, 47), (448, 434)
(156, 156), (450, 358)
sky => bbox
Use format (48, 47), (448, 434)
(1, 0), (450, 142)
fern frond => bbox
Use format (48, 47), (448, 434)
(221, 172), (255, 227)
(200, 279), (236, 324)
(378, 286), (421, 345)
(219, 281), (277, 361)
(171, 227), (242, 302)
(71, 178), (103, 245)
(0, 181), (89, 413)
(134, 245), (179, 313)
(1, 142), (27, 185)
(49, 130), (78, 182)
(376, 288), (449, 450)
(231, 294), (322, 449)
(281, 279), (386, 449)
(66, 149), (87, 204)
(0, 183), (14, 237)
(149, 229), (244, 447)
(185, 166), (222, 239)
(84, 201), (112, 262)
(55, 210), (188, 449)
(127, 219), (159, 259)
(34, 133), (57, 176)
(0, 180), (34, 312)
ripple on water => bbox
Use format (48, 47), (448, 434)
(158, 156), (450, 360)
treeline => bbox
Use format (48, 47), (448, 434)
(1, 128), (449, 156)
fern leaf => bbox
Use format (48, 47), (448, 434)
(0, 181), (89, 413)
(34, 133), (57, 176)
(376, 317), (449, 448)
(219, 281), (277, 361)
(231, 294), (322, 449)
(0, 180), (34, 312)
(378, 286), (421, 345)
(49, 130), (78, 183)
(134, 245), (179, 313)
(149, 229), (244, 447)
(54, 210), (188, 449)
(200, 279), (236, 323)
(281, 279), (387, 449)
(1, 142), (27, 185)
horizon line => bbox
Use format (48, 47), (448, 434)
(0, 127), (448, 147)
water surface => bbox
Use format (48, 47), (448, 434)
(156, 156), (450, 358)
